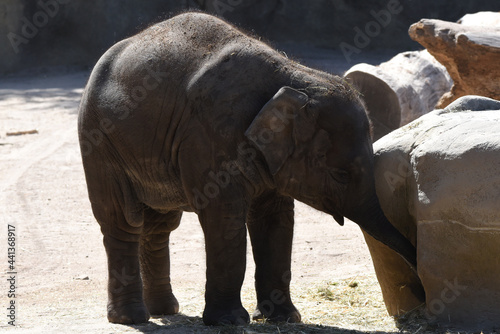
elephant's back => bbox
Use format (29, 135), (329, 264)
(134, 12), (248, 56)
(79, 12), (257, 120)
(114, 12), (251, 79)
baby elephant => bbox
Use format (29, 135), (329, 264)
(78, 12), (417, 325)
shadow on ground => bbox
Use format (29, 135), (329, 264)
(123, 313), (399, 334)
(117, 311), (495, 334)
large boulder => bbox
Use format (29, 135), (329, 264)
(365, 95), (500, 330)
(343, 66), (401, 141)
(344, 50), (452, 140)
(458, 11), (500, 27)
(409, 18), (500, 108)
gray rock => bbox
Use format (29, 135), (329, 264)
(343, 68), (401, 141)
(365, 95), (500, 330)
(344, 50), (452, 138)
(438, 95), (500, 113)
(458, 11), (500, 27)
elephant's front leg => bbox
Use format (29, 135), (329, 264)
(247, 192), (300, 323)
(199, 199), (249, 325)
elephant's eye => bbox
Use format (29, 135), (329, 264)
(328, 168), (350, 184)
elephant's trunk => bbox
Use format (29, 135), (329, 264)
(349, 196), (417, 271)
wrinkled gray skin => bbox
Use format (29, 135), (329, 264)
(78, 12), (417, 326)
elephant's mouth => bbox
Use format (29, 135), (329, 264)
(322, 200), (345, 226)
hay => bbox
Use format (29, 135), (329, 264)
(292, 275), (396, 331)
(126, 275), (498, 333)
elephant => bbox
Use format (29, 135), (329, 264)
(78, 12), (418, 326)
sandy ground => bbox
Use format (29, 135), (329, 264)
(0, 51), (399, 333)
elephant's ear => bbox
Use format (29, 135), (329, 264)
(245, 86), (309, 175)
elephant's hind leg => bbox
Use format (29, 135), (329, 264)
(92, 203), (149, 324)
(84, 154), (150, 324)
(140, 209), (181, 316)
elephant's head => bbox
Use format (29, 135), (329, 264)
(245, 86), (417, 270)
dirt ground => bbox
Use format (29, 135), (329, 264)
(0, 54), (415, 334)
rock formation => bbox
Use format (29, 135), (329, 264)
(409, 17), (500, 107)
(344, 50), (452, 139)
(343, 67), (401, 141)
(366, 95), (500, 330)
(458, 11), (500, 27)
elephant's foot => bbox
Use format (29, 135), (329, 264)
(144, 291), (180, 316)
(107, 300), (150, 324)
(203, 304), (250, 325)
(252, 303), (301, 323)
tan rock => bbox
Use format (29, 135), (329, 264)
(367, 95), (500, 330)
(409, 18), (500, 108)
